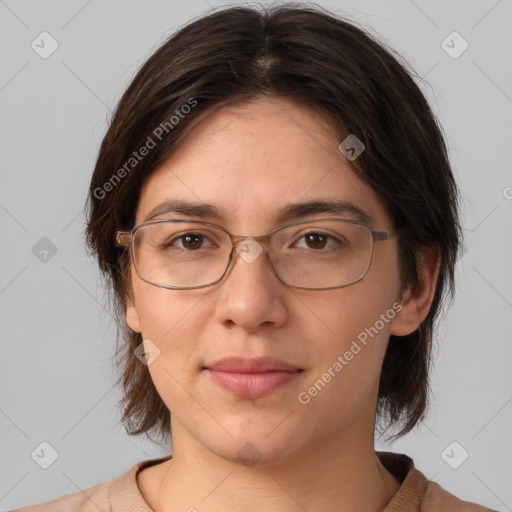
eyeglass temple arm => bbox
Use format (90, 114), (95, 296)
(115, 231), (131, 246)
(372, 228), (405, 241)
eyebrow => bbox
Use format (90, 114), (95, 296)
(143, 198), (374, 226)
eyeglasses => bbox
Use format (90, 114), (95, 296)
(115, 218), (404, 290)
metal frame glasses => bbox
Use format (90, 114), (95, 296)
(115, 218), (404, 290)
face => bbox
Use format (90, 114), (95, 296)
(125, 96), (412, 466)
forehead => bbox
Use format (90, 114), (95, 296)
(135, 97), (392, 230)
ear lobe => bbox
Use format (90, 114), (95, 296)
(125, 295), (142, 333)
(390, 247), (441, 337)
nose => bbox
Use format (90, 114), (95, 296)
(213, 237), (288, 332)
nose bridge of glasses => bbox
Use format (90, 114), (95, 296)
(229, 233), (272, 250)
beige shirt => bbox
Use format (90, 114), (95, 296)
(12, 451), (496, 511)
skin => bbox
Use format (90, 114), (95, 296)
(125, 96), (440, 511)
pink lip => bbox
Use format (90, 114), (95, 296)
(204, 357), (303, 399)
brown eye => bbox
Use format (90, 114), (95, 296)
(294, 231), (343, 251)
(166, 233), (213, 251)
(180, 234), (204, 250)
(304, 232), (328, 249)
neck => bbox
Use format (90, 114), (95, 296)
(155, 422), (401, 512)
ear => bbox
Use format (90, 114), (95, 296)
(390, 247), (441, 336)
(125, 294), (142, 333)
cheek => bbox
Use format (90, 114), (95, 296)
(303, 281), (395, 355)
(135, 288), (212, 420)
(133, 285), (209, 379)
(296, 275), (399, 414)
(133, 280), (207, 339)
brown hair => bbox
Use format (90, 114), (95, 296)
(84, 3), (462, 443)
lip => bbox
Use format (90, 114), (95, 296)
(206, 356), (301, 373)
(204, 357), (303, 399)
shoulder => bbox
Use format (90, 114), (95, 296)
(421, 480), (497, 512)
(377, 451), (496, 512)
(10, 480), (113, 512)
(9, 455), (172, 512)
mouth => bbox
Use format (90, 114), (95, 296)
(204, 356), (304, 399)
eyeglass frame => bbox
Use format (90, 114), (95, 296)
(115, 217), (405, 291)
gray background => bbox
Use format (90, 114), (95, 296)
(1, 0), (511, 510)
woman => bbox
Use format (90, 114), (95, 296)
(15, 3), (495, 511)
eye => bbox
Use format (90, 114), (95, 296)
(294, 231), (344, 250)
(167, 232), (216, 251)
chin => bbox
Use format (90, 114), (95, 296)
(199, 416), (309, 468)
